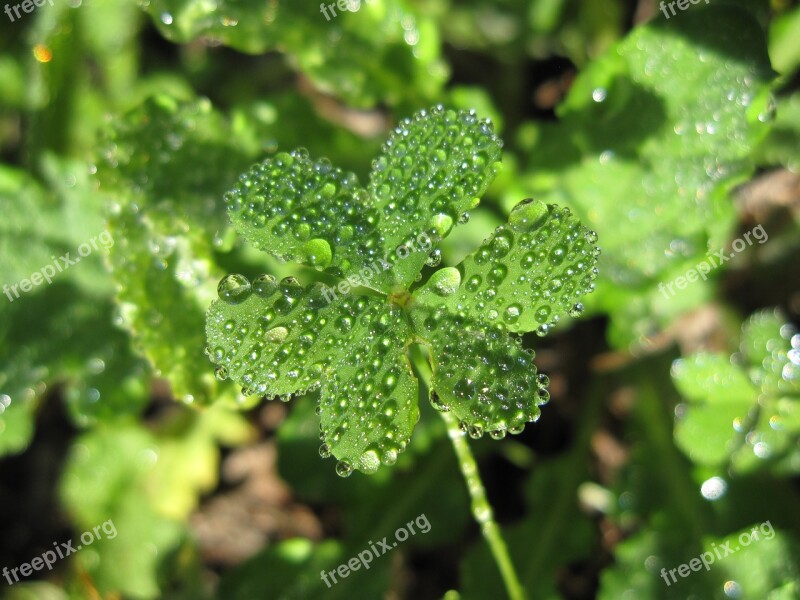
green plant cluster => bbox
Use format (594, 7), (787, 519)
(1, 0), (799, 598)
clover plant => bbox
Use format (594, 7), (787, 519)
(204, 105), (599, 598)
(206, 105), (600, 476)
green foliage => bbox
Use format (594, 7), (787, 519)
(3, 0), (800, 598)
(97, 96), (255, 405)
(207, 107), (600, 474)
(672, 309), (800, 473)
(59, 406), (251, 597)
(520, 3), (775, 347)
(141, 0), (446, 108)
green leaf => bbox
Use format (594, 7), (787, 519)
(730, 310), (800, 473)
(140, 0), (446, 108)
(223, 152), (374, 274)
(207, 276), (419, 474)
(224, 106), (503, 293)
(206, 277), (367, 397)
(316, 304), (419, 476)
(0, 164), (107, 294)
(403, 196), (599, 435)
(740, 309), (800, 397)
(366, 106), (504, 288)
(413, 198), (599, 334)
(60, 407), (249, 598)
(522, 4), (775, 347)
(410, 307), (547, 436)
(0, 162), (147, 446)
(59, 423), (185, 599)
(672, 353), (756, 466)
(769, 6), (800, 75)
(672, 309), (800, 473)
(98, 96), (256, 404)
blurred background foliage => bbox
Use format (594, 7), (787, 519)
(0, 0), (799, 598)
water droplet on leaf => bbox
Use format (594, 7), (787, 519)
(336, 460), (354, 477)
(218, 274), (252, 304)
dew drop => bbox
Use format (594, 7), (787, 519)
(335, 460), (354, 477)
(521, 252), (535, 269)
(535, 306), (551, 323)
(488, 265), (508, 285)
(382, 372), (398, 393)
(427, 213), (454, 239)
(491, 229), (513, 258)
(592, 88), (607, 102)
(319, 443), (331, 458)
(336, 316), (353, 333)
(426, 249), (442, 267)
(569, 302), (584, 317)
(252, 274), (278, 298)
(468, 424), (484, 439)
(504, 304), (522, 324)
(465, 275), (482, 293)
(265, 326), (289, 343)
(700, 476), (727, 501)
(359, 449), (381, 474)
(430, 267), (461, 296)
(549, 246), (566, 266)
(509, 198), (548, 231)
(382, 448), (398, 466)
(217, 274), (252, 304)
(454, 378), (476, 400)
(214, 365), (228, 381)
(723, 580), (742, 599)
(474, 247), (491, 265)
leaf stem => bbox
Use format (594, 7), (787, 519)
(409, 343), (526, 600)
(440, 410), (527, 600)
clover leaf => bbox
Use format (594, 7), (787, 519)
(672, 309), (800, 472)
(206, 106), (600, 475)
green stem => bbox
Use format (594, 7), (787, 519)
(440, 410), (527, 600)
(409, 343), (525, 600)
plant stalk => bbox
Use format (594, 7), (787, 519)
(440, 410), (527, 600)
(410, 343), (526, 600)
